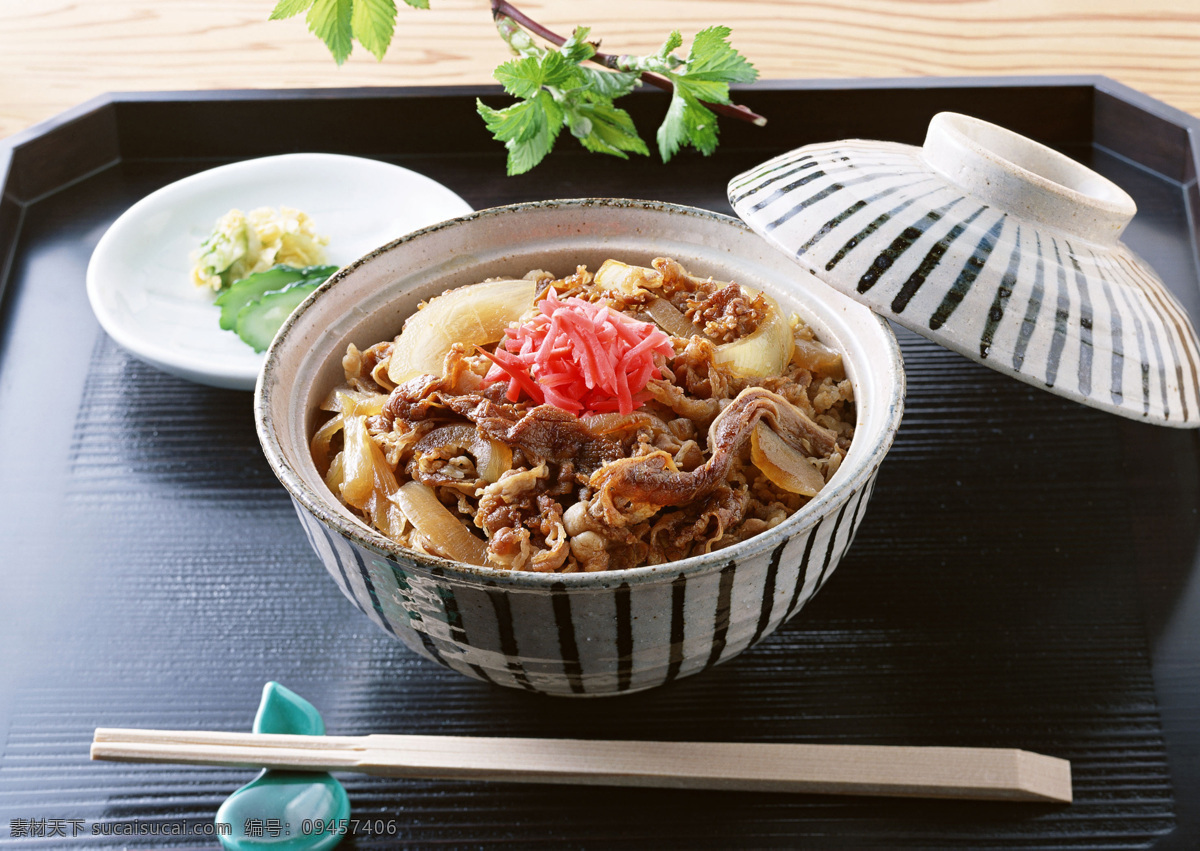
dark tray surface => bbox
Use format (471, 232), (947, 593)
(1, 77), (1198, 849)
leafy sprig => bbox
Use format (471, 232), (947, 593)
(268, 0), (764, 173)
(479, 24), (648, 175)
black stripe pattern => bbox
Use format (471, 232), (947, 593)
(291, 465), (879, 696)
(729, 138), (1200, 426)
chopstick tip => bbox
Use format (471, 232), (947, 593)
(1016, 750), (1072, 804)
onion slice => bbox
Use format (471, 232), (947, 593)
(713, 289), (794, 378)
(792, 336), (846, 380)
(340, 415), (407, 540)
(593, 259), (664, 295)
(310, 413), (344, 473)
(339, 416), (382, 509)
(387, 278), (537, 385)
(750, 421), (826, 497)
(646, 297), (705, 339)
(580, 412), (654, 435)
(391, 480), (489, 566)
(319, 388), (388, 414)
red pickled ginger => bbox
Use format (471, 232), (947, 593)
(481, 290), (675, 416)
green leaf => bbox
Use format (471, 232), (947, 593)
(477, 93), (565, 176)
(477, 98), (535, 141)
(269, 0), (313, 20)
(558, 27), (596, 65)
(400, 0), (429, 8)
(684, 25), (758, 84)
(569, 102), (649, 159)
(656, 30), (684, 61)
(675, 75), (731, 105)
(351, 0), (397, 60)
(656, 87), (719, 162)
(493, 57), (544, 100)
(493, 60), (528, 98)
(494, 52), (576, 99)
(306, 0), (354, 64)
(576, 65), (640, 100)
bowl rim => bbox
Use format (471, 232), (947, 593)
(254, 198), (906, 590)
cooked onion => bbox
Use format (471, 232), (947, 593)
(792, 336), (846, 380)
(387, 278), (537, 385)
(475, 440), (512, 483)
(593, 259), (663, 294)
(310, 413), (344, 472)
(580, 412), (655, 435)
(319, 388), (388, 414)
(391, 480), (488, 565)
(339, 415), (378, 508)
(646, 297), (705, 339)
(340, 415), (407, 539)
(311, 391), (390, 474)
(324, 451), (345, 494)
(713, 289), (794, 378)
(750, 421), (826, 497)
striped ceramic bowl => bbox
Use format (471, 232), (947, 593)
(255, 199), (905, 696)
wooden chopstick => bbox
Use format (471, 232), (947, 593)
(91, 728), (1071, 803)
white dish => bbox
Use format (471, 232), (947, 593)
(86, 153), (473, 390)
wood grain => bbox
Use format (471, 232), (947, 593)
(1, 0), (1199, 140)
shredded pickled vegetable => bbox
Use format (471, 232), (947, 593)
(481, 290), (675, 416)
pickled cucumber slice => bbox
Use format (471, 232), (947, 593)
(235, 282), (320, 353)
(214, 264), (337, 331)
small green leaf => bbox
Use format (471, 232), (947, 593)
(508, 94), (564, 175)
(685, 25), (758, 84)
(477, 98), (536, 142)
(538, 51), (577, 88)
(269, 0), (314, 20)
(569, 102), (649, 159)
(648, 25), (756, 162)
(477, 93), (565, 176)
(400, 0), (429, 8)
(675, 75), (731, 106)
(493, 57), (545, 99)
(566, 111), (593, 140)
(558, 27), (596, 65)
(657, 87), (718, 161)
(351, 0), (397, 61)
(307, 0), (354, 65)
(494, 51), (576, 99)
(656, 30), (684, 60)
(576, 65), (640, 100)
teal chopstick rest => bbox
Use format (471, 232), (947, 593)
(216, 682), (350, 851)
(253, 681), (326, 737)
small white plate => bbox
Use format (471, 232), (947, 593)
(86, 153), (473, 390)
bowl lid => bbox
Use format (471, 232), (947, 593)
(729, 111), (1200, 428)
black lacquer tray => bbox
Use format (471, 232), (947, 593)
(1, 77), (1197, 849)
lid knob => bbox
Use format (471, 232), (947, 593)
(921, 112), (1137, 244)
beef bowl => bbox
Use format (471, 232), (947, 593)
(254, 199), (904, 696)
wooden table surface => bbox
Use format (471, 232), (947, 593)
(1, 0), (1198, 141)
